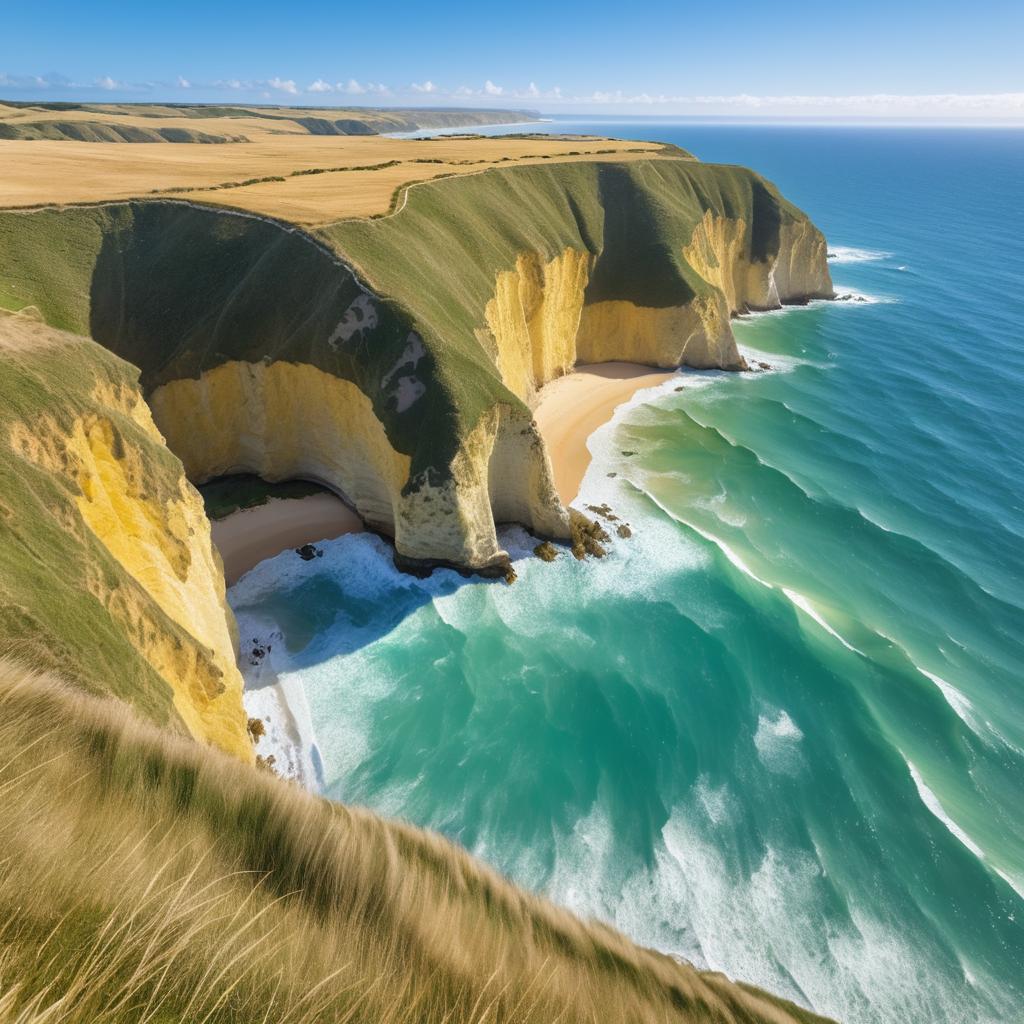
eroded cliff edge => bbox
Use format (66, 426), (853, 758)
(0, 156), (832, 581)
(0, 312), (252, 758)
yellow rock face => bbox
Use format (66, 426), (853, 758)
(150, 360), (410, 536)
(149, 360), (569, 573)
(10, 382), (252, 762)
(484, 249), (591, 403)
(576, 295), (742, 370)
(482, 212), (833, 392)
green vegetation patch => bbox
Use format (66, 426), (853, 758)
(199, 474), (330, 520)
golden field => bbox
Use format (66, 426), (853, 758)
(0, 102), (670, 224)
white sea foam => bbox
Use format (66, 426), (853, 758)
(754, 710), (805, 775)
(828, 245), (893, 264)
(905, 759), (985, 860)
(735, 342), (811, 372)
(831, 287), (896, 305)
(876, 628), (994, 745)
(538, 795), (1005, 1024)
(993, 866), (1024, 901)
(234, 612), (320, 786)
(782, 587), (864, 655)
(916, 667), (977, 729)
(683, 520), (773, 588)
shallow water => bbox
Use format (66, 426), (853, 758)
(230, 123), (1024, 1024)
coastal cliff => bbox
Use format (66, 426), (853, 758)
(0, 146), (840, 1022)
(0, 156), (832, 578)
(0, 311), (252, 759)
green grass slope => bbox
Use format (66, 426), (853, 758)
(0, 658), (836, 1024)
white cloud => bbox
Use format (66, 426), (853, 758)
(2, 69), (1020, 121)
(550, 89), (1024, 118)
(268, 76), (298, 95)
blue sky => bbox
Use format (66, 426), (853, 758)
(2, 0), (1022, 119)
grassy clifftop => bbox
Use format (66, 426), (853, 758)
(0, 658), (835, 1024)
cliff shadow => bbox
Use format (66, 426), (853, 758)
(584, 164), (697, 309)
(230, 530), (504, 680)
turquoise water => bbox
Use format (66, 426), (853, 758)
(231, 124), (1024, 1023)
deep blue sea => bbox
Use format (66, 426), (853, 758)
(231, 121), (1024, 1024)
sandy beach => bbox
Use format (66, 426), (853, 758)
(211, 492), (363, 586)
(533, 362), (675, 504)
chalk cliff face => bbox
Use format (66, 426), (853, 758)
(0, 155), (832, 580)
(0, 313), (252, 760)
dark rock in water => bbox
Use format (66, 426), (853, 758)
(757, 361), (772, 371)
(827, 251), (837, 259)
(295, 543), (321, 561)
(533, 541), (558, 562)
(617, 523), (632, 539)
(249, 643), (267, 665)
(503, 563), (517, 584)
(569, 508), (609, 560)
(586, 502), (619, 522)
(675, 386), (686, 392)
(607, 471), (617, 478)
(621, 450), (638, 457)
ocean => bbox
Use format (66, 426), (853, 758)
(230, 121), (1024, 1024)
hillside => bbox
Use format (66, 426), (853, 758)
(0, 119), (246, 143)
(0, 657), (835, 1024)
(0, 100), (540, 141)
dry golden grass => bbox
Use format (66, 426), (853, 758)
(0, 658), (833, 1024)
(0, 133), (667, 224)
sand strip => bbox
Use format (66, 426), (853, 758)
(533, 362), (675, 505)
(211, 492), (363, 586)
